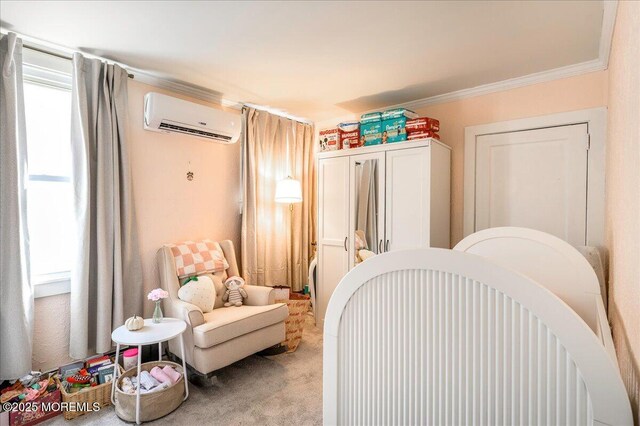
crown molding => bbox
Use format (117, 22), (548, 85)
(357, 0), (618, 117)
(599, 0), (618, 67)
(4, 0), (618, 123)
(380, 58), (607, 113)
(130, 71), (243, 110)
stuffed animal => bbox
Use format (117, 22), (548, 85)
(223, 276), (248, 307)
(357, 249), (376, 263)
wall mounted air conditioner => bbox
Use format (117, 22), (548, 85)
(143, 92), (240, 144)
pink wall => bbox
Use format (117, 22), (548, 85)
(604, 1), (640, 421)
(127, 81), (242, 316)
(32, 81), (242, 371)
(410, 70), (608, 245)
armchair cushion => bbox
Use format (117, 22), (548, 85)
(172, 299), (205, 328)
(244, 285), (276, 306)
(192, 303), (288, 348)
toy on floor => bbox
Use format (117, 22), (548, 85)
(223, 276), (247, 307)
(66, 369), (93, 385)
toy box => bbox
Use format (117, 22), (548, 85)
(7, 376), (61, 426)
(406, 117), (440, 133)
(381, 108), (418, 121)
(360, 121), (382, 146)
(338, 122), (360, 149)
(381, 117), (408, 143)
(407, 130), (440, 140)
(319, 128), (340, 151)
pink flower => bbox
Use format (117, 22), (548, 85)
(148, 288), (169, 301)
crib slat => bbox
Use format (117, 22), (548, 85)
(335, 269), (595, 425)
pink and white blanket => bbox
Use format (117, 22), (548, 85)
(166, 239), (229, 278)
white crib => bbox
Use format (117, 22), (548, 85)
(323, 228), (631, 425)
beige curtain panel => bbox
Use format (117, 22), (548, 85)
(0, 33), (33, 380)
(241, 107), (316, 291)
(69, 53), (143, 358)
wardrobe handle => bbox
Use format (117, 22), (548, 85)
(385, 240), (390, 252)
(344, 236), (348, 252)
(378, 240), (383, 253)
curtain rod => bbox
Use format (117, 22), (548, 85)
(1, 30), (134, 79)
(3, 29), (313, 123)
(23, 44), (135, 79)
(243, 102), (313, 125)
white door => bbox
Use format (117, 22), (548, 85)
(385, 146), (431, 251)
(474, 124), (589, 245)
(349, 152), (385, 269)
(317, 156), (349, 324)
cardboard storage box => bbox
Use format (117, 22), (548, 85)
(319, 128), (340, 151)
(360, 111), (382, 123)
(406, 117), (440, 133)
(360, 121), (382, 146)
(407, 130), (440, 140)
(338, 122), (360, 149)
(381, 108), (418, 121)
(8, 388), (62, 426)
(382, 117), (408, 143)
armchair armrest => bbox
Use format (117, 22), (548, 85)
(244, 285), (275, 306)
(172, 299), (205, 328)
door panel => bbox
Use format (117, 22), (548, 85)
(317, 244), (347, 326)
(385, 146), (431, 251)
(475, 124), (588, 245)
(349, 152), (385, 269)
(317, 157), (349, 324)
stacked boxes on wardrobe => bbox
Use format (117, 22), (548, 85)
(318, 108), (441, 151)
(337, 121), (360, 149)
(380, 108), (418, 143)
(360, 112), (383, 146)
(406, 116), (440, 140)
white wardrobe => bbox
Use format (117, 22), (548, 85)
(316, 138), (451, 324)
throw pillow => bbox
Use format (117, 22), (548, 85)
(177, 275), (216, 313)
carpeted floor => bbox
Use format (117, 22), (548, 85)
(44, 316), (323, 425)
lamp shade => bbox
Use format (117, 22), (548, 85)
(275, 176), (303, 203)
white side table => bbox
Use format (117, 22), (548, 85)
(110, 318), (189, 424)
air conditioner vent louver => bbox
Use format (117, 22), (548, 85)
(144, 92), (240, 144)
(159, 122), (232, 141)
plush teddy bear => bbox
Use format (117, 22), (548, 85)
(223, 276), (248, 307)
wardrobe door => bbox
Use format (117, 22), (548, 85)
(349, 152), (385, 269)
(317, 156), (350, 325)
(385, 146), (431, 251)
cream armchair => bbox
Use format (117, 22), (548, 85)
(157, 240), (288, 376)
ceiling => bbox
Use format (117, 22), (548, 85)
(1, 1), (606, 121)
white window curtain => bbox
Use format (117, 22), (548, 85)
(0, 33), (33, 380)
(69, 53), (142, 358)
(241, 107), (316, 291)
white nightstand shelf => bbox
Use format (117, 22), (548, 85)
(111, 318), (189, 424)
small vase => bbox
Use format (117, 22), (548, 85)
(153, 300), (163, 323)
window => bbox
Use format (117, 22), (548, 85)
(23, 48), (74, 297)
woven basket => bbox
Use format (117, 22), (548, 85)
(114, 361), (185, 423)
(276, 293), (311, 352)
(56, 365), (123, 420)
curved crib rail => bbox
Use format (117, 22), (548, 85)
(454, 227), (602, 333)
(454, 226), (619, 368)
(323, 249), (631, 425)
